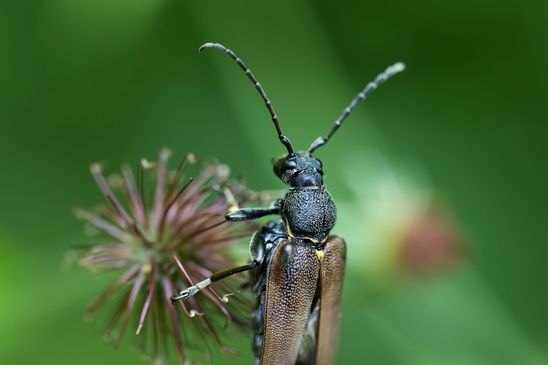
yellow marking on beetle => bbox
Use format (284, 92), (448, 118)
(316, 250), (324, 261)
(285, 219), (295, 238)
(284, 219), (321, 245)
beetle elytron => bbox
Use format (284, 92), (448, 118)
(172, 42), (405, 365)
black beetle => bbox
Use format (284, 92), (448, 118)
(172, 43), (404, 365)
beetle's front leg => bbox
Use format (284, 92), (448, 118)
(225, 199), (283, 222)
(170, 261), (259, 303)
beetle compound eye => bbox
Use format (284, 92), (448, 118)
(274, 157), (298, 180)
(312, 159), (323, 171)
(284, 160), (297, 170)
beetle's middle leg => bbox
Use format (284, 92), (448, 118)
(170, 261), (259, 303)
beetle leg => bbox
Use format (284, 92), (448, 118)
(225, 199), (283, 222)
(225, 207), (279, 221)
(171, 261), (258, 303)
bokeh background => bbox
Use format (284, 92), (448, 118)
(1, 1), (548, 364)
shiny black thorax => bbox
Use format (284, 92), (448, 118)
(273, 152), (337, 244)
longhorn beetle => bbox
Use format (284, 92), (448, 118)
(172, 43), (405, 365)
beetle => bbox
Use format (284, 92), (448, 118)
(171, 42), (405, 365)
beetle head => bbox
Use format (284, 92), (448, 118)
(273, 152), (324, 188)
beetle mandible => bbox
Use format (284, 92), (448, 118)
(172, 42), (405, 365)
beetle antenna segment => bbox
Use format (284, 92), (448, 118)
(308, 62), (406, 153)
(199, 42), (294, 155)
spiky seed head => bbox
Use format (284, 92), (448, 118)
(76, 149), (261, 364)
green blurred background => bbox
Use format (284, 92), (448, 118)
(1, 1), (548, 364)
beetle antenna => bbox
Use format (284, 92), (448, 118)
(308, 62), (405, 153)
(199, 42), (294, 155)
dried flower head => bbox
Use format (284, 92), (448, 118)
(77, 149), (258, 364)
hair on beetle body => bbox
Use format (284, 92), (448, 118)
(172, 42), (405, 365)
